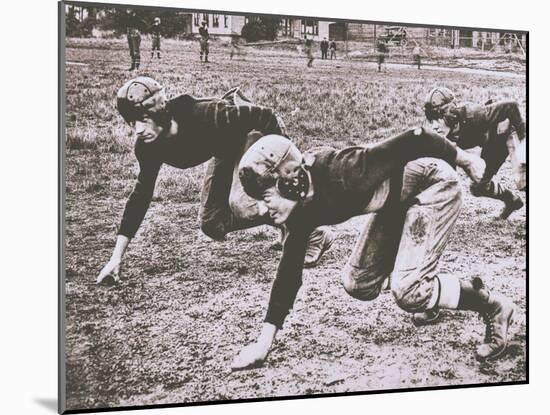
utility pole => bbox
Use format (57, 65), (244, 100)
(345, 22), (348, 58)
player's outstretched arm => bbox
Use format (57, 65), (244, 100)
(96, 154), (162, 285)
(231, 322), (278, 371)
(97, 235), (130, 285)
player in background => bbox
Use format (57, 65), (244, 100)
(230, 31), (243, 60)
(320, 38), (329, 60)
(125, 10), (146, 71)
(423, 87), (526, 219)
(150, 17), (161, 60)
(199, 21), (210, 63)
(411, 87), (526, 326)
(96, 77), (334, 284)
(412, 43), (422, 69)
(376, 38), (389, 72)
(304, 36), (314, 68)
(232, 129), (516, 370)
(329, 39), (337, 60)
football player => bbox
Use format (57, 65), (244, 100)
(423, 87), (526, 219)
(231, 128), (515, 370)
(96, 77), (334, 284)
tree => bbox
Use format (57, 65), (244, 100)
(241, 16), (281, 42)
(241, 20), (265, 42)
(261, 16), (281, 41)
(96, 8), (188, 38)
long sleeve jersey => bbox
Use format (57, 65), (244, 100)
(151, 25), (161, 39)
(199, 26), (209, 41)
(264, 128), (458, 328)
(126, 14), (146, 36)
(118, 94), (286, 239)
(446, 101), (525, 149)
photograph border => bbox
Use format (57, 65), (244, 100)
(59, 1), (529, 413)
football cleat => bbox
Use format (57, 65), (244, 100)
(476, 293), (515, 360)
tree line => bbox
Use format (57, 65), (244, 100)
(65, 5), (281, 42)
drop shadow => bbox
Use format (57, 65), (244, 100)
(34, 398), (57, 413)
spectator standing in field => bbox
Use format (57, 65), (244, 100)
(320, 37), (329, 59)
(150, 17), (162, 60)
(96, 77), (334, 285)
(412, 44), (422, 69)
(504, 38), (513, 54)
(232, 129), (516, 370)
(230, 32), (242, 60)
(126, 11), (146, 71)
(376, 38), (388, 72)
(199, 21), (210, 63)
(304, 36), (314, 67)
(329, 39), (337, 59)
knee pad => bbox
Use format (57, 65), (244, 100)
(228, 193), (261, 222)
(391, 286), (420, 313)
(200, 215), (227, 241)
(391, 275), (431, 313)
(341, 266), (382, 301)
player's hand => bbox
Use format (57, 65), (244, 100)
(465, 154), (486, 184)
(507, 134), (526, 191)
(456, 148), (486, 184)
(96, 257), (122, 285)
(231, 323), (277, 371)
(231, 340), (271, 371)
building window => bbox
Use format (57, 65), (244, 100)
(301, 19), (318, 36)
(281, 18), (291, 36)
(224, 15), (229, 28)
(202, 13), (209, 26)
(193, 13), (200, 27)
(213, 14), (219, 28)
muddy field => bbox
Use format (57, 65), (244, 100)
(63, 38), (526, 411)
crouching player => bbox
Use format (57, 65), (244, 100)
(97, 77), (333, 284)
(423, 87), (526, 219)
(232, 128), (516, 370)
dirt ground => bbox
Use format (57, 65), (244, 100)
(63, 38), (526, 411)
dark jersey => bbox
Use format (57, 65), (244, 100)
(446, 101), (525, 149)
(377, 41), (389, 53)
(118, 94), (286, 239)
(151, 25), (161, 39)
(199, 26), (209, 40)
(126, 14), (146, 36)
(263, 128), (458, 328)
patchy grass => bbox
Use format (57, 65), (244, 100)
(64, 39), (526, 411)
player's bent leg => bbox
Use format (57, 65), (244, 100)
(470, 180), (523, 219)
(198, 157), (234, 240)
(476, 133), (524, 218)
(342, 210), (403, 301)
(391, 158), (462, 313)
(199, 130), (265, 239)
(304, 227), (335, 268)
(392, 158), (515, 359)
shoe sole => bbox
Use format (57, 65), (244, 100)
(477, 305), (516, 361)
(303, 234), (335, 268)
(500, 200), (524, 220)
(412, 311), (441, 327)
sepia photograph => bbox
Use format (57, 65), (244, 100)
(60, 0), (527, 412)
